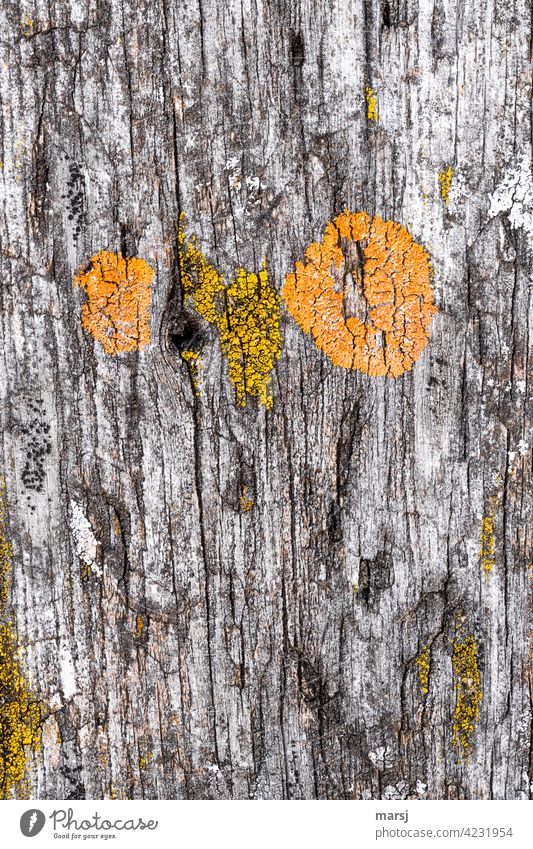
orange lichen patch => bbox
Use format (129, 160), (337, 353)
(74, 251), (154, 355)
(283, 210), (437, 377)
(177, 217), (282, 408)
(239, 486), (254, 513)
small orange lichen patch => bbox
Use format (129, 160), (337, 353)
(74, 251), (154, 355)
(283, 210), (437, 377)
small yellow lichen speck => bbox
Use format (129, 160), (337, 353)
(80, 562), (92, 582)
(139, 752), (152, 771)
(365, 85), (378, 122)
(451, 619), (482, 761)
(177, 216), (282, 408)
(0, 481), (44, 799)
(0, 625), (43, 798)
(479, 496), (497, 574)
(438, 166), (453, 206)
(21, 16), (33, 36)
(415, 645), (430, 695)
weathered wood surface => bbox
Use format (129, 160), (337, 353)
(0, 0), (531, 799)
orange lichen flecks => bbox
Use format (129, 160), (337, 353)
(74, 251), (154, 355)
(283, 210), (437, 377)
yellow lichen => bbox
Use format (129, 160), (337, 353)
(451, 618), (482, 760)
(283, 210), (437, 377)
(135, 614), (145, 639)
(177, 218), (282, 408)
(21, 16), (33, 36)
(365, 85), (378, 122)
(80, 562), (92, 582)
(415, 645), (430, 695)
(180, 349), (202, 396)
(113, 515), (122, 538)
(139, 752), (152, 771)
(479, 496), (497, 574)
(239, 487), (254, 513)
(438, 166), (453, 206)
(0, 625), (43, 798)
(74, 251), (154, 355)
(0, 481), (13, 606)
(0, 482), (43, 799)
(108, 786), (123, 800)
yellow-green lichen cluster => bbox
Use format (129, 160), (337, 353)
(415, 645), (430, 695)
(365, 85), (378, 122)
(177, 217), (282, 409)
(479, 495), (497, 574)
(139, 752), (152, 771)
(451, 619), (482, 760)
(0, 481), (43, 798)
(438, 166), (453, 206)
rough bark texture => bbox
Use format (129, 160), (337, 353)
(0, 0), (532, 800)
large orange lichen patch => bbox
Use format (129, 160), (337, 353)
(283, 211), (437, 377)
(74, 251), (154, 354)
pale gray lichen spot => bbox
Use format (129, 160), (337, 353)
(69, 501), (102, 577)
